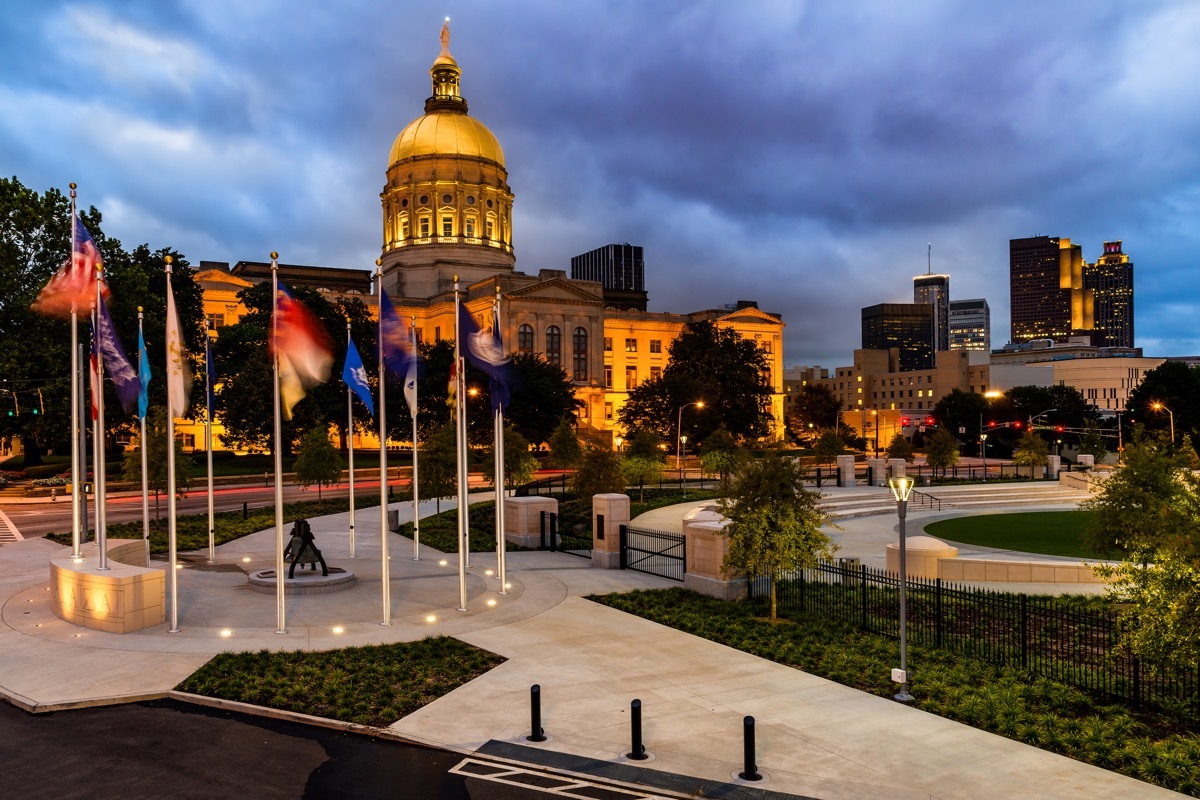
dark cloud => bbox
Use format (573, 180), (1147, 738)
(2, 0), (1197, 369)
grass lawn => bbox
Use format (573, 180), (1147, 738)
(924, 510), (1103, 559)
(594, 588), (1200, 796)
(176, 637), (504, 727)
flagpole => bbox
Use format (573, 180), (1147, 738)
(454, 277), (468, 611)
(205, 323), (215, 564)
(270, 253), (287, 634)
(346, 321), (357, 559)
(93, 281), (109, 570)
(139, 308), (150, 567)
(68, 184), (82, 560)
(410, 315), (420, 561)
(376, 260), (391, 625)
(165, 256), (180, 632)
(78, 341), (89, 547)
(494, 290), (508, 594)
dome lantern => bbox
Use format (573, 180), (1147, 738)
(426, 19), (466, 114)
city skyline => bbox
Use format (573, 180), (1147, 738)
(3, 1), (1198, 366)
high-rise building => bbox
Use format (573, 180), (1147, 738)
(913, 273), (950, 351)
(1086, 241), (1134, 348)
(948, 298), (990, 351)
(570, 243), (648, 311)
(1009, 235), (1088, 343)
(861, 303), (934, 372)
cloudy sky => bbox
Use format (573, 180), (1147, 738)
(3, 0), (1198, 366)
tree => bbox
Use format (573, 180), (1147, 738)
(925, 427), (960, 475)
(547, 419), (583, 469)
(418, 423), (458, 513)
(1127, 360), (1200, 444)
(885, 434), (914, 463)
(625, 430), (664, 461)
(1084, 432), (1200, 666)
(785, 384), (841, 445)
(293, 428), (343, 505)
(932, 388), (990, 447)
(493, 425), (538, 491)
(617, 321), (773, 443)
(120, 406), (193, 519)
(718, 449), (837, 619)
(814, 428), (842, 467)
(572, 446), (626, 498)
(622, 456), (662, 502)
(699, 426), (744, 489)
(1011, 428), (1049, 469)
(1076, 424), (1109, 463)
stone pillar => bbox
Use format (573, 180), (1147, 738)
(887, 458), (907, 479)
(1046, 454), (1061, 480)
(868, 458), (887, 487)
(503, 496), (558, 549)
(683, 520), (747, 600)
(1078, 454), (1095, 470)
(592, 493), (629, 569)
(836, 455), (856, 487)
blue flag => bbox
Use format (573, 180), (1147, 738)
(137, 324), (151, 419)
(457, 301), (511, 412)
(342, 336), (375, 418)
(379, 291), (413, 377)
(94, 293), (140, 414)
(205, 333), (215, 417)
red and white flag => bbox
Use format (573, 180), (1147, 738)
(272, 284), (333, 418)
(32, 215), (108, 318)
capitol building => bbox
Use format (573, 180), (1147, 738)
(192, 23), (784, 448)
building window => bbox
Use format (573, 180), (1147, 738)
(577, 401), (589, 421)
(625, 366), (637, 389)
(650, 366), (662, 382)
(604, 365), (613, 389)
(604, 402), (613, 421)
(572, 327), (588, 381)
(485, 219), (494, 239)
(518, 324), (534, 353)
(546, 326), (561, 365)
(419, 217), (430, 237)
(649, 339), (662, 354)
(625, 338), (637, 353)
(178, 433), (195, 449)
(761, 340), (773, 354)
(442, 216), (453, 237)
(603, 337), (612, 352)
(465, 217), (475, 238)
(206, 313), (224, 330)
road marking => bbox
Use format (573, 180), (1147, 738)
(0, 509), (24, 545)
(450, 758), (674, 799)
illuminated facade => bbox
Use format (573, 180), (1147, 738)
(861, 303), (934, 372)
(948, 298), (990, 351)
(1085, 241), (1134, 348)
(913, 273), (950, 351)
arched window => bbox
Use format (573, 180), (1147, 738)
(572, 327), (588, 382)
(518, 324), (534, 354)
(545, 326), (561, 366)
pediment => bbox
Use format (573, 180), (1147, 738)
(717, 307), (784, 327)
(505, 278), (604, 305)
(196, 270), (253, 291)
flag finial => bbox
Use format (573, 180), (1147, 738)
(270, 251), (279, 260)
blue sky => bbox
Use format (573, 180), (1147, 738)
(3, 0), (1198, 367)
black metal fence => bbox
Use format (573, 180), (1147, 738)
(539, 511), (590, 558)
(620, 525), (686, 582)
(751, 560), (1199, 714)
(811, 461), (1089, 487)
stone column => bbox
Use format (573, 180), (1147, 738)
(887, 458), (907, 479)
(1077, 454), (1095, 470)
(836, 454), (856, 487)
(868, 458), (887, 487)
(592, 493), (629, 569)
(683, 520), (747, 600)
(1046, 454), (1061, 480)
(503, 496), (558, 549)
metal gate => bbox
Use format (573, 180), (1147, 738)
(540, 511), (591, 559)
(619, 525), (685, 581)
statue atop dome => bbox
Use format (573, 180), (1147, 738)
(440, 18), (451, 56)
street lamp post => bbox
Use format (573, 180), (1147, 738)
(980, 433), (988, 481)
(676, 401), (704, 471)
(871, 410), (879, 459)
(888, 475), (916, 704)
(1151, 402), (1175, 444)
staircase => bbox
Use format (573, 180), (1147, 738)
(819, 481), (1091, 519)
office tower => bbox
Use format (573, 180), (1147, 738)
(913, 273), (950, 351)
(1009, 235), (1089, 343)
(570, 243), (648, 311)
(1086, 241), (1134, 348)
(861, 303), (934, 371)
(949, 298), (991, 351)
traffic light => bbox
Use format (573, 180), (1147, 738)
(901, 417), (911, 426)
(30, 408), (39, 416)
(1013, 421), (1022, 429)
(988, 421), (997, 428)
(5, 410), (12, 417)
(924, 416), (935, 426)
(1055, 425), (1064, 433)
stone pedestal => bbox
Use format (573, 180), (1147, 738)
(887, 458), (907, 479)
(683, 520), (747, 600)
(867, 459), (887, 487)
(504, 496), (558, 549)
(50, 539), (165, 634)
(1047, 454), (1061, 479)
(836, 455), (857, 487)
(592, 493), (629, 569)
(1077, 454), (1095, 470)
(885, 534), (959, 579)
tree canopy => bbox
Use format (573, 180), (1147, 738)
(1127, 360), (1200, 444)
(785, 384), (841, 446)
(617, 321), (773, 443)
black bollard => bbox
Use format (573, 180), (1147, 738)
(627, 699), (647, 760)
(242, 502), (248, 519)
(527, 684), (546, 742)
(739, 716), (761, 781)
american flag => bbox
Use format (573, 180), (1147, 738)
(32, 215), (108, 318)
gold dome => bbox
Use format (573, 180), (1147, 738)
(388, 112), (505, 167)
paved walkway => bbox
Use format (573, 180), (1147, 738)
(0, 491), (1179, 798)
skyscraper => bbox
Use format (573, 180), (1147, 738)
(1009, 235), (1088, 343)
(861, 303), (934, 371)
(1086, 241), (1134, 348)
(570, 243), (648, 311)
(913, 273), (950, 351)
(949, 298), (991, 351)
